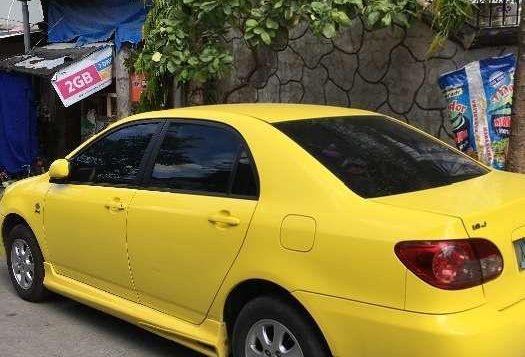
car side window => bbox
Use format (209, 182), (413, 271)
(149, 122), (255, 196)
(68, 122), (161, 185)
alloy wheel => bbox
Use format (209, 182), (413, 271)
(10, 238), (35, 290)
(245, 319), (304, 357)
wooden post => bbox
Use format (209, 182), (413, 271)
(172, 78), (184, 108)
(508, 0), (525, 173)
(20, 0), (31, 53)
(115, 44), (132, 119)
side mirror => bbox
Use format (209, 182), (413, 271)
(49, 159), (70, 180)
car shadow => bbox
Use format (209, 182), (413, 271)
(45, 299), (204, 356)
(0, 260), (203, 357)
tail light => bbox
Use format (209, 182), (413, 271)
(395, 239), (503, 290)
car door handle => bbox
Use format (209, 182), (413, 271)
(104, 201), (126, 212)
(208, 214), (241, 227)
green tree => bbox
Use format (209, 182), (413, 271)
(424, 0), (473, 53)
(135, 0), (472, 107)
(137, 0), (525, 174)
(135, 0), (422, 108)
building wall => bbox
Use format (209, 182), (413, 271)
(217, 20), (516, 144)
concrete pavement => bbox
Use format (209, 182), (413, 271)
(0, 257), (202, 357)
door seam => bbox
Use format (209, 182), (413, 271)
(125, 189), (141, 304)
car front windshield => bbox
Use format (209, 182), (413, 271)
(275, 115), (489, 198)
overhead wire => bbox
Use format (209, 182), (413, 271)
(2, 1), (65, 52)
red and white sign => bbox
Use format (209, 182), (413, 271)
(52, 46), (113, 107)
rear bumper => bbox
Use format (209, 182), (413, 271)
(294, 291), (525, 357)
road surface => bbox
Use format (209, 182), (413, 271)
(0, 257), (202, 357)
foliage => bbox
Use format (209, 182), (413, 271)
(363, 0), (418, 29)
(135, 0), (473, 109)
(428, 0), (473, 54)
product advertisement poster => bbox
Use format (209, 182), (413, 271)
(52, 46), (113, 108)
(439, 54), (516, 170)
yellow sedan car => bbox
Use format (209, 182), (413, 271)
(1, 104), (525, 357)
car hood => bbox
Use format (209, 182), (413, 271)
(373, 169), (525, 309)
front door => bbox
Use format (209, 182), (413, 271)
(44, 121), (162, 301)
(127, 121), (259, 323)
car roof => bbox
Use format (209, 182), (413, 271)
(129, 104), (377, 124)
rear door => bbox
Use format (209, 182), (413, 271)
(126, 120), (259, 323)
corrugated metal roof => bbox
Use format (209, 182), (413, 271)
(0, 42), (112, 77)
(0, 29), (24, 39)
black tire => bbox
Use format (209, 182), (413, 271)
(232, 296), (331, 357)
(5, 224), (49, 302)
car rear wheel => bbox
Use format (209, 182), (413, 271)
(5, 224), (49, 302)
(232, 296), (330, 357)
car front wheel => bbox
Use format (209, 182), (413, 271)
(232, 296), (330, 357)
(5, 224), (49, 302)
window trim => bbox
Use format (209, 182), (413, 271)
(140, 118), (260, 201)
(57, 119), (166, 188)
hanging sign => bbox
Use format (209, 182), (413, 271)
(52, 46), (113, 107)
(438, 54), (516, 170)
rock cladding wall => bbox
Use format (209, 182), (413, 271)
(217, 20), (516, 143)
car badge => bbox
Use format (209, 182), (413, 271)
(472, 221), (487, 231)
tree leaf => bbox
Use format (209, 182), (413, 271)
(167, 60), (176, 74)
(266, 18), (279, 29)
(367, 11), (380, 26)
(246, 19), (258, 28)
(260, 30), (272, 45)
(333, 11), (352, 26)
(322, 23), (336, 38)
(381, 13), (392, 26)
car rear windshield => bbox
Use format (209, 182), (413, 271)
(275, 116), (489, 198)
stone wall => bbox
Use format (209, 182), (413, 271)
(217, 20), (516, 143)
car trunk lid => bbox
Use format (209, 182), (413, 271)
(373, 170), (525, 309)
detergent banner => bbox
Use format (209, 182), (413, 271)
(52, 46), (113, 108)
(438, 54), (516, 170)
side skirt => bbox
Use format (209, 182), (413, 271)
(43, 262), (228, 357)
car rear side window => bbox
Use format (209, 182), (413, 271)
(275, 116), (489, 198)
(231, 148), (258, 197)
(148, 122), (244, 195)
(68, 122), (161, 185)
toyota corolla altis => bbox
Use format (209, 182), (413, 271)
(2, 104), (525, 357)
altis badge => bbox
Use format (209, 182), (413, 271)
(472, 221), (487, 231)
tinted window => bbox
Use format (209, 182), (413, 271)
(69, 123), (160, 185)
(231, 149), (258, 197)
(149, 122), (241, 194)
(276, 116), (488, 198)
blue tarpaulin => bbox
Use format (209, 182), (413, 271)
(48, 0), (147, 49)
(0, 73), (38, 175)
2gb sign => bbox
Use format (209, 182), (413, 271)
(56, 66), (102, 100)
(51, 47), (113, 107)
(64, 72), (95, 94)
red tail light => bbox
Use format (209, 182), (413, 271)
(395, 239), (503, 290)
